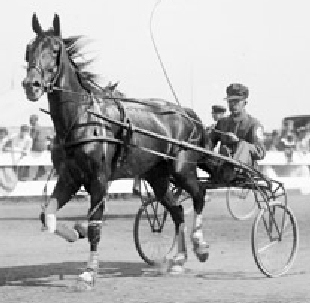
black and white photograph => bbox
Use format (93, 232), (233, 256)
(0, 0), (309, 302)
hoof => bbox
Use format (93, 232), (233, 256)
(167, 253), (187, 275)
(75, 269), (96, 291)
(169, 264), (185, 275)
(155, 258), (173, 275)
(196, 250), (209, 263)
(73, 222), (88, 239)
(193, 242), (209, 263)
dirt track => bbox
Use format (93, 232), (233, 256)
(0, 193), (310, 303)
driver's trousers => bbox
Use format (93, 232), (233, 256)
(232, 141), (254, 166)
(220, 141), (254, 166)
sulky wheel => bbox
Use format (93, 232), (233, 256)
(139, 179), (183, 204)
(226, 187), (257, 221)
(133, 196), (176, 266)
(251, 201), (299, 277)
(133, 180), (184, 265)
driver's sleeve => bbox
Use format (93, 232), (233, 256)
(242, 121), (266, 161)
(210, 119), (224, 149)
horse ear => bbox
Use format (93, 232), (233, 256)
(53, 14), (61, 36)
(32, 13), (42, 35)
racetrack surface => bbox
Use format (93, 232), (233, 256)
(0, 193), (310, 303)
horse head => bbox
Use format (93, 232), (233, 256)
(22, 13), (64, 101)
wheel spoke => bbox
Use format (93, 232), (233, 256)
(258, 240), (278, 253)
(252, 202), (298, 277)
(134, 197), (176, 265)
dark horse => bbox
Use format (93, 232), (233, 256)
(22, 13), (209, 286)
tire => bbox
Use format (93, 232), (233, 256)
(251, 202), (299, 277)
(226, 187), (257, 221)
(133, 198), (176, 266)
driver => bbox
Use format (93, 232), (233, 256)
(211, 83), (266, 167)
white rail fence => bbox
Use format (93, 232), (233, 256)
(0, 150), (310, 197)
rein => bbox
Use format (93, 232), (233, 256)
(49, 85), (206, 128)
(34, 34), (205, 160)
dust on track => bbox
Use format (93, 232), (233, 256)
(0, 193), (309, 303)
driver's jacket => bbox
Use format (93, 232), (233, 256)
(210, 112), (266, 164)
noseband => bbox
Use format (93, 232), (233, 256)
(27, 36), (63, 94)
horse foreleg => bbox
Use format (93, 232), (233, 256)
(78, 179), (107, 288)
(77, 219), (103, 288)
(43, 176), (80, 242)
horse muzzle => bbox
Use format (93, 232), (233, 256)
(22, 77), (44, 102)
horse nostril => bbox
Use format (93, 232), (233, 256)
(22, 79), (28, 88)
(32, 80), (41, 88)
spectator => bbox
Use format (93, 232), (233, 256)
(305, 122), (310, 134)
(205, 105), (227, 151)
(2, 124), (32, 157)
(278, 132), (297, 150)
(0, 127), (9, 151)
(29, 114), (51, 180)
(267, 130), (280, 151)
(1, 124), (33, 181)
(296, 127), (310, 153)
(211, 105), (227, 125)
(281, 119), (295, 135)
(0, 126), (18, 193)
(0, 143), (18, 193)
(279, 133), (296, 162)
(29, 114), (48, 152)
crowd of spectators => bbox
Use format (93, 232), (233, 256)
(264, 120), (310, 154)
(0, 114), (54, 181)
(2, 116), (310, 155)
(0, 114), (53, 155)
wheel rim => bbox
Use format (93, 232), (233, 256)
(252, 203), (298, 277)
(226, 187), (257, 220)
(134, 199), (176, 265)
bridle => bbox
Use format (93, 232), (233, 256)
(26, 34), (206, 145)
(26, 35), (64, 95)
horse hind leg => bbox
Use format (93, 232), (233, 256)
(173, 150), (209, 263)
(145, 169), (187, 274)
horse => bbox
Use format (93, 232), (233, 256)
(22, 13), (209, 287)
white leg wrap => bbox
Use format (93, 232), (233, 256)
(78, 271), (94, 283)
(87, 251), (99, 270)
(193, 212), (203, 229)
(192, 212), (204, 243)
(46, 214), (57, 233)
(45, 198), (58, 214)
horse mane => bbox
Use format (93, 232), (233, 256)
(61, 35), (99, 92)
(60, 35), (125, 99)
